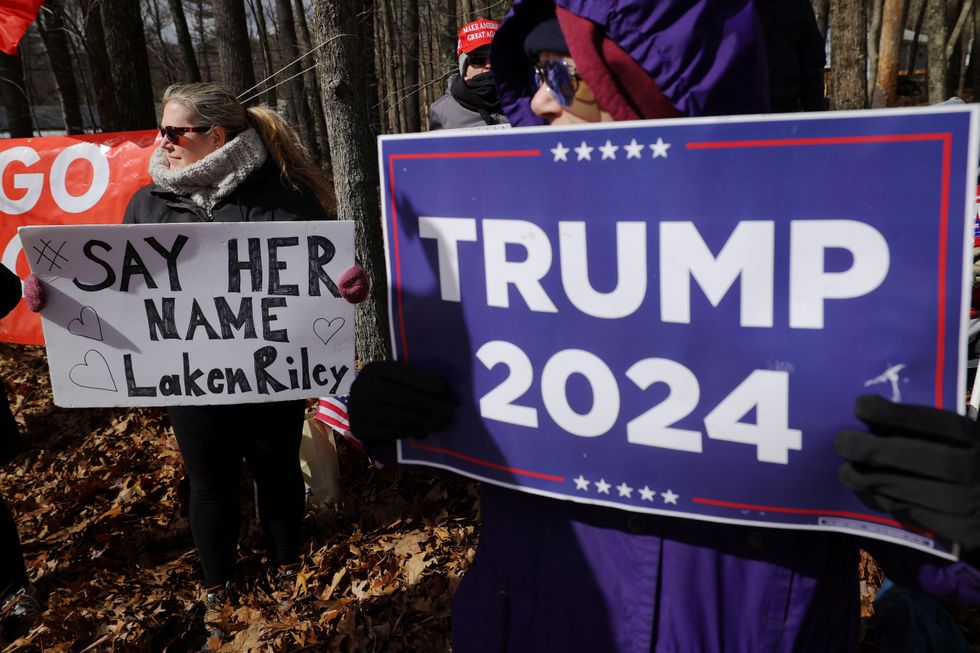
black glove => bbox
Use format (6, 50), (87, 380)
(835, 394), (980, 551)
(347, 360), (454, 447)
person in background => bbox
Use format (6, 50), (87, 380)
(116, 82), (365, 642)
(0, 265), (40, 643)
(756, 0), (828, 112)
(427, 18), (507, 130)
(348, 2), (980, 651)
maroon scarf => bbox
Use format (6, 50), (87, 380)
(556, 6), (681, 121)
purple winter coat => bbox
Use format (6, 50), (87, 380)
(447, 1), (980, 652)
(489, 0), (770, 125)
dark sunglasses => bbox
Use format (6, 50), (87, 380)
(467, 54), (490, 68)
(532, 58), (580, 107)
(159, 125), (212, 143)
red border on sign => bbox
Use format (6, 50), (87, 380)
(385, 131), (957, 529)
(408, 439), (565, 481)
(687, 132), (953, 407)
(387, 149), (542, 363)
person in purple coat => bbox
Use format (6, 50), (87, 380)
(349, 1), (980, 651)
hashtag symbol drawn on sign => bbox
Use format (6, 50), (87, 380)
(32, 239), (69, 272)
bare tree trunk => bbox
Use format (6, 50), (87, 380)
(212, 0), (257, 97)
(18, 29), (40, 130)
(168, 0), (202, 82)
(294, 0), (331, 162)
(0, 53), (33, 137)
(144, 0), (177, 85)
(362, 0), (380, 137)
(948, 0), (974, 59)
(99, 0), (157, 129)
(392, 0), (409, 133)
(402, 0), (421, 132)
(418, 0), (438, 120)
(311, 0), (390, 363)
(958, 13), (972, 92)
(80, 0), (120, 131)
(66, 28), (99, 130)
(871, 0), (904, 107)
(37, 0), (85, 133)
(458, 0), (477, 23)
(927, 0), (949, 102)
(373, 0), (387, 131)
(908, 0), (927, 73)
(868, 0), (884, 102)
(811, 0), (830, 41)
(973, 0), (980, 95)
(274, 0), (301, 120)
(196, 0), (212, 82)
(830, 0), (868, 108)
(443, 0), (457, 88)
(378, 0), (398, 132)
(247, 0), (277, 104)
(274, 0), (316, 153)
(947, 0), (967, 95)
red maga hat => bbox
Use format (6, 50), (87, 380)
(456, 18), (499, 56)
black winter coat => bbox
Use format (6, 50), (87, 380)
(123, 160), (329, 225)
(756, 0), (827, 113)
(0, 266), (21, 320)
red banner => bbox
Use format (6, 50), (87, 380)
(0, 130), (157, 344)
(0, 0), (44, 55)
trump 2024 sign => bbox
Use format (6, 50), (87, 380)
(379, 107), (978, 557)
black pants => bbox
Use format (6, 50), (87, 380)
(168, 401), (306, 587)
(0, 380), (27, 596)
(0, 493), (27, 596)
(0, 379), (21, 464)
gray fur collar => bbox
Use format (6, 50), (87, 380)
(149, 128), (267, 210)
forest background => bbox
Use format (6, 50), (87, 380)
(1, 0), (980, 650)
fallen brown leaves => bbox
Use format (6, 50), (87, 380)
(0, 344), (479, 652)
(1, 343), (978, 651)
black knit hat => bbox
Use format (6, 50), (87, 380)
(522, 17), (569, 59)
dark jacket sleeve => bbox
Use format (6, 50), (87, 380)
(428, 102), (445, 131)
(123, 185), (153, 225)
(0, 265), (22, 320)
(235, 163), (332, 222)
(273, 185), (331, 222)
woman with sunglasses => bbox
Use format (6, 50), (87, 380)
(122, 82), (365, 641)
(348, 2), (980, 651)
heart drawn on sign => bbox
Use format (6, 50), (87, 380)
(313, 317), (345, 346)
(68, 306), (104, 341)
(69, 350), (117, 392)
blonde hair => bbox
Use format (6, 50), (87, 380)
(162, 83), (335, 215)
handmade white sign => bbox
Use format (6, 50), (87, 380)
(20, 221), (355, 407)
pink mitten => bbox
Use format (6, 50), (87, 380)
(338, 264), (370, 304)
(23, 275), (44, 312)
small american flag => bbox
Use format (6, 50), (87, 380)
(316, 396), (352, 437)
(314, 395), (383, 468)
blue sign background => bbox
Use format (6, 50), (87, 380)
(379, 109), (978, 557)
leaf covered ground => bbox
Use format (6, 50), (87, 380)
(0, 344), (479, 652)
(0, 344), (976, 651)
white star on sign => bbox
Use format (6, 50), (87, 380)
(551, 142), (570, 162)
(573, 475), (590, 491)
(649, 137), (671, 158)
(598, 140), (619, 160)
(624, 138), (645, 159)
(639, 486), (656, 502)
(616, 482), (633, 498)
(575, 140), (594, 161)
(661, 489), (679, 505)
(595, 478), (611, 494)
